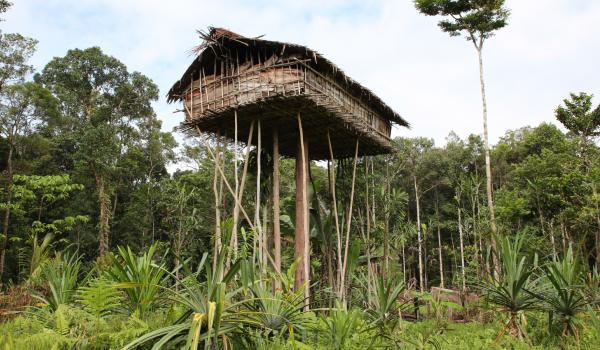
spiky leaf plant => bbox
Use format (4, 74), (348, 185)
(28, 232), (54, 280)
(33, 251), (81, 311)
(107, 242), (167, 317)
(123, 248), (248, 350)
(364, 275), (406, 338)
(479, 234), (540, 341)
(534, 245), (588, 341)
(583, 267), (600, 312)
(319, 301), (364, 350)
(243, 271), (310, 338)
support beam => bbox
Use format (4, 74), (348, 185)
(294, 112), (310, 308)
(213, 129), (222, 270)
(255, 119), (262, 270)
(272, 127), (282, 290)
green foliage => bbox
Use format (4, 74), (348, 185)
(318, 302), (365, 350)
(0, 33), (37, 86)
(364, 276), (406, 336)
(245, 278), (311, 337)
(555, 92), (600, 139)
(414, 0), (510, 42)
(76, 276), (124, 318)
(535, 245), (588, 340)
(28, 232), (52, 279)
(123, 248), (244, 349)
(480, 234), (539, 340)
(107, 242), (167, 316)
(33, 251), (81, 311)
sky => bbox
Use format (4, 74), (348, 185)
(4, 0), (600, 148)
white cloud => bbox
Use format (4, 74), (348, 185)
(4, 0), (600, 150)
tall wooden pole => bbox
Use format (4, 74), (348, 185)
(295, 112), (310, 309)
(213, 129), (222, 269)
(272, 127), (282, 290)
(255, 119), (263, 270)
(327, 131), (342, 299)
(340, 139), (359, 304)
(232, 110), (239, 255)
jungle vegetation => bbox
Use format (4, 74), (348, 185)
(1, 0), (600, 349)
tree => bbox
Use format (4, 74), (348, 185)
(396, 137), (435, 291)
(0, 34), (37, 93)
(38, 47), (162, 260)
(0, 8), (39, 277)
(0, 1), (11, 19)
(0, 82), (56, 278)
(414, 0), (510, 275)
(161, 180), (201, 278)
(555, 93), (600, 267)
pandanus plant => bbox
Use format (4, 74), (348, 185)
(319, 301), (364, 350)
(123, 247), (248, 349)
(33, 251), (82, 312)
(107, 242), (167, 317)
(534, 245), (588, 341)
(480, 234), (540, 342)
(364, 275), (406, 336)
(242, 262), (310, 339)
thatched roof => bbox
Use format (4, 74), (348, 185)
(167, 27), (408, 127)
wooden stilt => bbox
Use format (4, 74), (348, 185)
(255, 119), (263, 271)
(295, 112), (310, 309)
(272, 127), (282, 290)
(231, 110), (239, 262)
(341, 139), (359, 304)
(231, 119), (254, 262)
(213, 129), (222, 269)
(196, 125), (279, 272)
(195, 126), (254, 234)
(327, 131), (342, 299)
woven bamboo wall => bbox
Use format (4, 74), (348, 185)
(182, 59), (391, 142)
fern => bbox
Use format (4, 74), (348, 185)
(77, 277), (123, 318)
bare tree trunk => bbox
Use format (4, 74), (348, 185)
(0, 146), (14, 278)
(365, 159), (373, 296)
(477, 45), (500, 277)
(294, 113), (310, 309)
(229, 120), (254, 267)
(591, 183), (600, 269)
(213, 130), (222, 269)
(94, 171), (110, 260)
(549, 219), (557, 260)
(272, 128), (281, 290)
(341, 140), (359, 304)
(458, 204), (466, 292)
(560, 219), (567, 252)
(402, 240), (406, 285)
(414, 175), (424, 292)
(436, 193), (444, 288)
(255, 120), (263, 272)
(383, 161), (390, 281)
(232, 110), (240, 260)
(327, 131), (343, 300)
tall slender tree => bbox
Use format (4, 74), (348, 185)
(414, 0), (510, 274)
